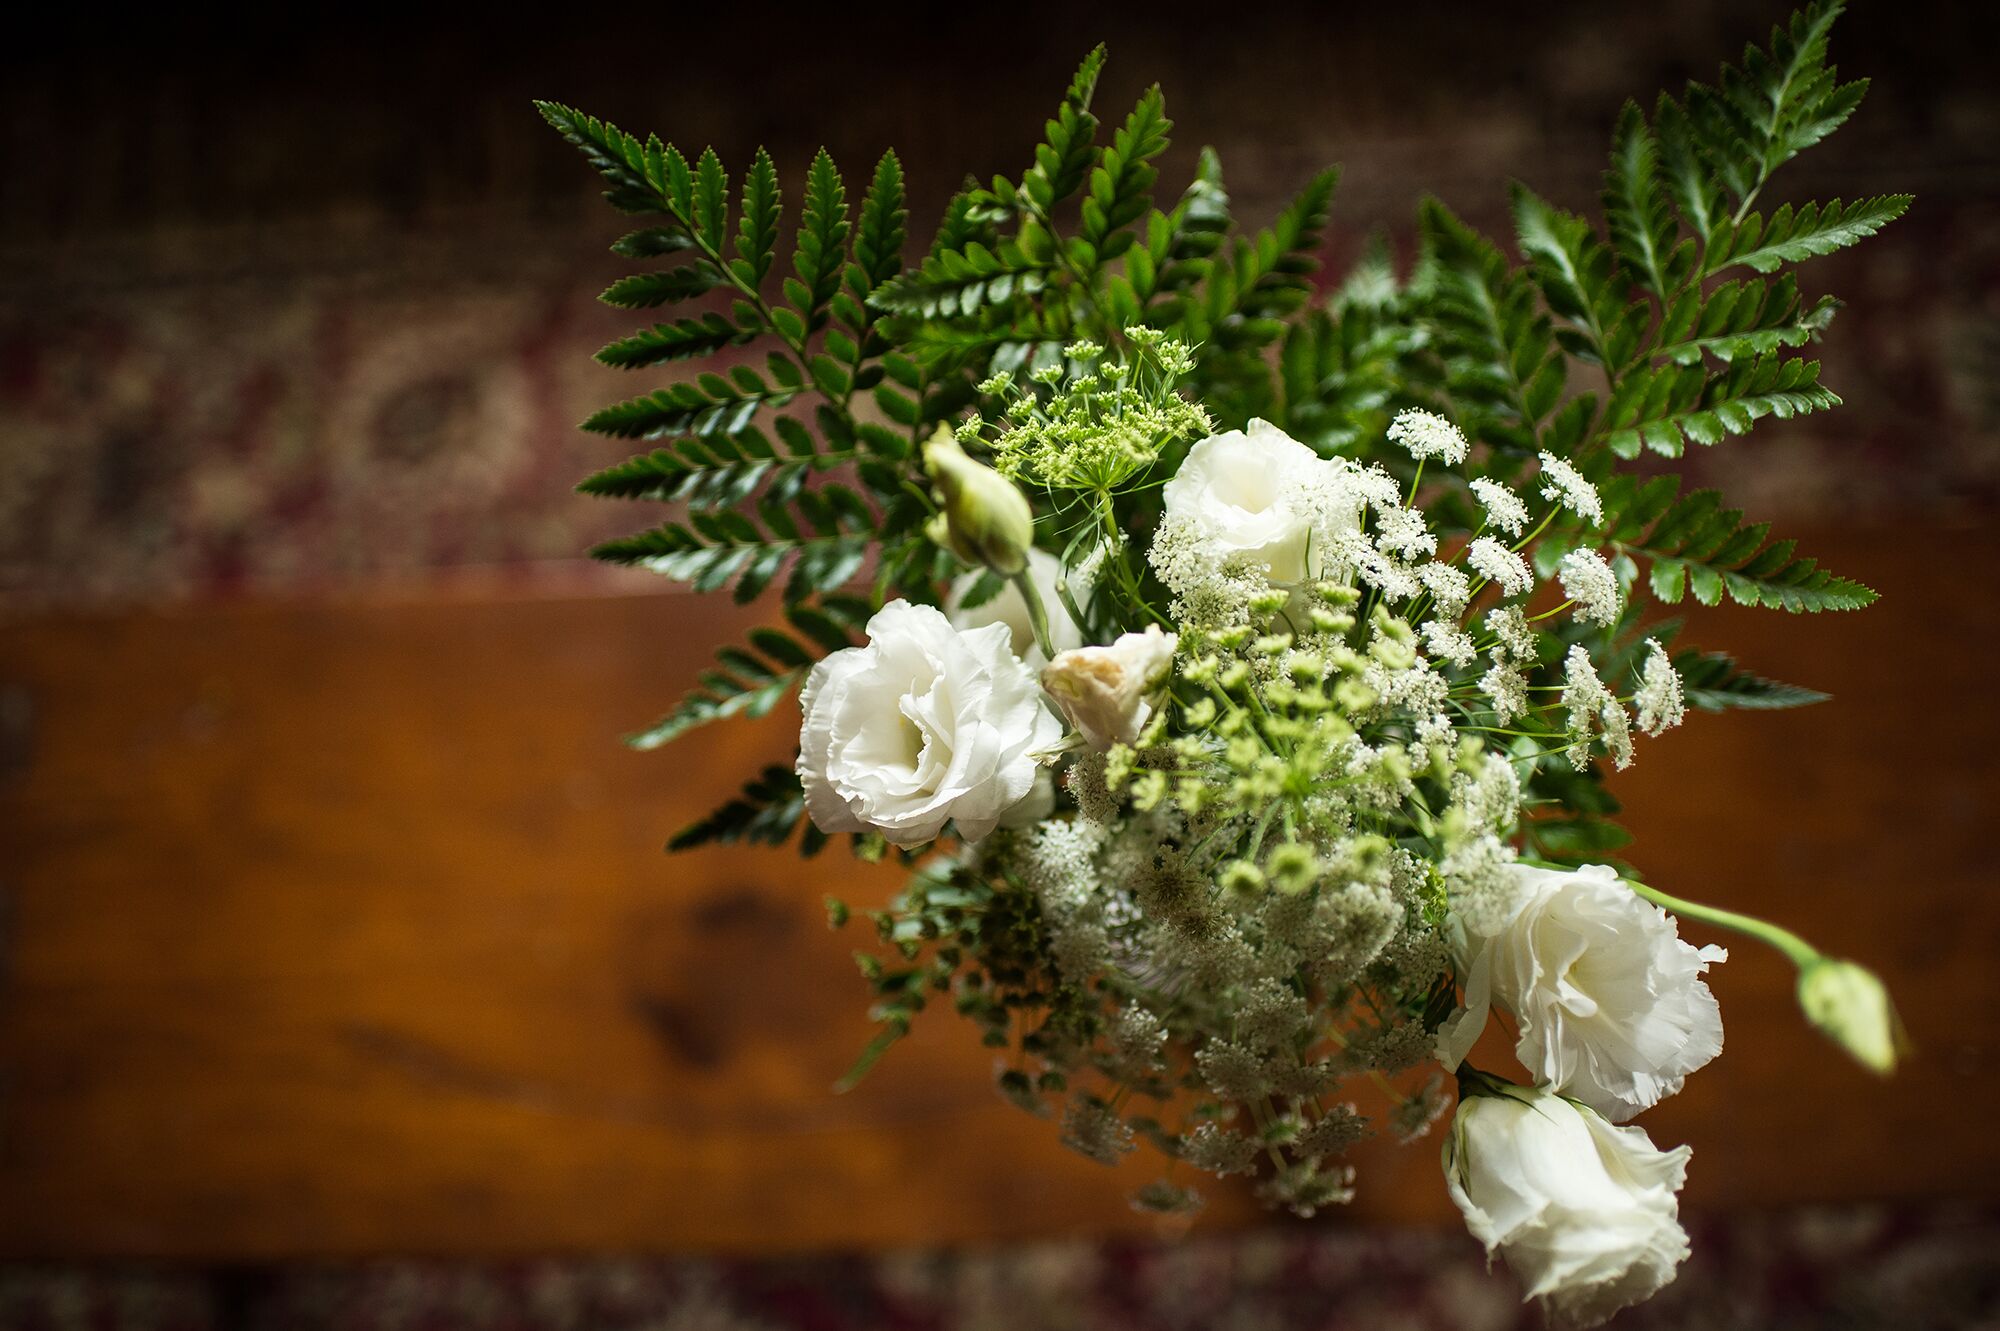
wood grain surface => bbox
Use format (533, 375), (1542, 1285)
(0, 528), (1994, 1259)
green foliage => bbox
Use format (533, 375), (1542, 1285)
(1670, 1), (1867, 210)
(1674, 650), (1831, 711)
(628, 597), (873, 751)
(590, 481), (876, 603)
(1419, 197), (1569, 455)
(1600, 351), (1839, 459)
(1705, 195), (1911, 274)
(668, 765), (827, 853)
(1605, 476), (1877, 612)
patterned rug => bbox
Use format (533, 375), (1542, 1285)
(4, 1205), (1997, 1330)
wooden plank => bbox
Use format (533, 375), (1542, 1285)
(0, 528), (1994, 1259)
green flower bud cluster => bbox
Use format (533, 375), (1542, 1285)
(973, 332), (1211, 493)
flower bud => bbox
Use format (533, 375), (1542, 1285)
(1797, 958), (1907, 1075)
(922, 425), (1034, 576)
(1041, 625), (1178, 750)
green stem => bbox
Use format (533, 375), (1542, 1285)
(1628, 881), (1819, 968)
(1012, 569), (1056, 661)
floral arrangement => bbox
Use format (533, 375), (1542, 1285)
(540, 4), (1908, 1324)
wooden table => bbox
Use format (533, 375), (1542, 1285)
(2, 529), (1995, 1258)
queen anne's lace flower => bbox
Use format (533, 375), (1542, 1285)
(1635, 640), (1687, 736)
(1375, 504), (1438, 560)
(1557, 548), (1623, 626)
(1420, 620), (1478, 670)
(1469, 478), (1530, 536)
(1481, 662), (1530, 724)
(1485, 605), (1537, 662)
(1418, 561), (1471, 616)
(1468, 538), (1535, 598)
(1537, 451), (1603, 525)
(1386, 408), (1469, 465)
(1562, 646), (1633, 770)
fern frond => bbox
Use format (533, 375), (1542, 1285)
(1674, 650), (1832, 710)
(631, 598), (872, 754)
(668, 765), (827, 854)
(1601, 351), (1837, 458)
(1704, 195), (1911, 275)
(1606, 476), (1876, 611)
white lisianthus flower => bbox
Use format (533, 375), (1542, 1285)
(1041, 625), (1178, 750)
(945, 547), (1083, 665)
(1436, 863), (1725, 1122)
(797, 600), (1060, 846)
(1445, 1079), (1692, 1329)
(1160, 419), (1325, 584)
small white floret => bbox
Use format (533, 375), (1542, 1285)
(1537, 452), (1603, 525)
(1557, 548), (1623, 627)
(1386, 408), (1469, 465)
(1468, 538), (1534, 599)
(1469, 478), (1530, 536)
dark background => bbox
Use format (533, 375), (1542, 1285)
(2, 3), (1997, 1328)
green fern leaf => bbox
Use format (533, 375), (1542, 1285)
(1607, 476), (1876, 611)
(611, 227), (696, 259)
(1418, 197), (1565, 452)
(1650, 276), (1834, 365)
(1019, 46), (1107, 214)
(1705, 194), (1911, 274)
(1602, 352), (1838, 458)
(594, 314), (746, 369)
(1081, 86), (1172, 261)
(693, 147), (729, 249)
(1512, 184), (1629, 367)
(868, 238), (1049, 319)
(668, 765), (827, 854)
(1603, 101), (1694, 300)
(853, 150), (908, 292)
(581, 376), (798, 440)
(789, 148), (850, 327)
(630, 599), (870, 757)
(733, 147), (782, 290)
(599, 265), (722, 309)
(1674, 650), (1831, 710)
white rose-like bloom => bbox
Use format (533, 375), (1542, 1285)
(1437, 863), (1725, 1121)
(945, 547), (1083, 665)
(1160, 419), (1324, 584)
(1445, 1081), (1692, 1329)
(797, 600), (1060, 846)
(1041, 625), (1178, 750)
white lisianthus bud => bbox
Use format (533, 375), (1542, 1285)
(922, 425), (1034, 576)
(796, 600), (1060, 846)
(1798, 957), (1907, 1075)
(1445, 1078), (1692, 1330)
(1436, 863), (1724, 1121)
(1041, 625), (1178, 750)
(945, 547), (1083, 665)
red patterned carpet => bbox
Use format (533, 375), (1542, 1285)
(4, 1206), (1998, 1330)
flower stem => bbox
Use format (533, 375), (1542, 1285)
(1012, 569), (1056, 661)
(1627, 881), (1820, 969)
